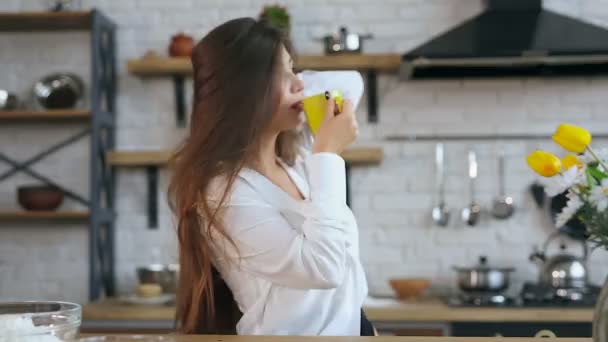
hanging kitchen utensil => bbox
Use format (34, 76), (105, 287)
(432, 143), (450, 226)
(550, 190), (589, 240)
(528, 183), (588, 240)
(529, 182), (546, 207)
(461, 150), (481, 226)
(491, 152), (515, 219)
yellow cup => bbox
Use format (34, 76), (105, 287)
(302, 90), (343, 135)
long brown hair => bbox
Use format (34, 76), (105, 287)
(168, 18), (298, 334)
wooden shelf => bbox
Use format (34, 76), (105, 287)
(127, 57), (192, 77)
(127, 54), (398, 124)
(127, 54), (401, 77)
(107, 147), (383, 167)
(341, 147), (384, 165)
(0, 211), (89, 221)
(106, 150), (173, 166)
(297, 54), (401, 71)
(0, 110), (90, 121)
(0, 11), (92, 32)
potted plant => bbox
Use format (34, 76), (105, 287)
(259, 4), (291, 35)
(526, 123), (608, 342)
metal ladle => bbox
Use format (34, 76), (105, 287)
(461, 150), (481, 226)
(432, 143), (450, 226)
(491, 153), (515, 219)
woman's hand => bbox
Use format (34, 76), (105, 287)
(312, 95), (359, 155)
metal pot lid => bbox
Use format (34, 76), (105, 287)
(453, 256), (515, 272)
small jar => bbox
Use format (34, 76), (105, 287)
(169, 33), (194, 58)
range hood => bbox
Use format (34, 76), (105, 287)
(401, 0), (608, 78)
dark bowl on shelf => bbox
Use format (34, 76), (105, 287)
(17, 185), (64, 211)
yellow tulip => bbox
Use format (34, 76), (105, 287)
(552, 124), (592, 153)
(526, 151), (562, 177)
(562, 154), (583, 170)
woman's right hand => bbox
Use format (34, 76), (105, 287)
(312, 96), (359, 154)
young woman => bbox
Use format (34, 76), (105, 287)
(168, 17), (372, 336)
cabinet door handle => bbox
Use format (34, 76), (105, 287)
(535, 329), (557, 338)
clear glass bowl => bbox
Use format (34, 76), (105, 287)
(0, 301), (81, 341)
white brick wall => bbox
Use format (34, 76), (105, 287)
(1, 0), (608, 303)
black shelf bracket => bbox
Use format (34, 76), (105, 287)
(146, 166), (159, 229)
(0, 127), (92, 207)
(173, 75), (187, 127)
(366, 70), (378, 123)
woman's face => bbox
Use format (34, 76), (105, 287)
(270, 45), (305, 133)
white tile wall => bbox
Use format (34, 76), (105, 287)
(1, 0), (608, 303)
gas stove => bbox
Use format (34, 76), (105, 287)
(447, 282), (600, 307)
(520, 282), (600, 307)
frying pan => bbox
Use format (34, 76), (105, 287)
(529, 182), (589, 240)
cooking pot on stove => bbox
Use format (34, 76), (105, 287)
(529, 231), (588, 289)
(453, 256), (515, 293)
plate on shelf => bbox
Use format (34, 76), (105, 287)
(119, 293), (175, 306)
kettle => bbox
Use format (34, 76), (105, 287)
(529, 231), (588, 289)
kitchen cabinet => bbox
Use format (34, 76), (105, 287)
(83, 298), (594, 336)
(451, 322), (591, 338)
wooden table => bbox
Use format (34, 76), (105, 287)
(79, 335), (590, 342)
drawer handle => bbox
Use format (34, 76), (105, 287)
(535, 329), (557, 338)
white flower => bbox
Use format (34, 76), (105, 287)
(543, 166), (585, 197)
(555, 192), (584, 227)
(581, 148), (608, 164)
(589, 178), (608, 212)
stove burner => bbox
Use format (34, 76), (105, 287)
(448, 292), (515, 307)
(446, 283), (600, 307)
(521, 282), (599, 306)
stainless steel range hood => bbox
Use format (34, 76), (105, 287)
(401, 0), (608, 79)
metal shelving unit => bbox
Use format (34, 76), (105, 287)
(0, 9), (117, 301)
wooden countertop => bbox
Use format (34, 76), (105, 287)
(82, 298), (594, 323)
(80, 336), (590, 342)
(363, 298), (594, 323)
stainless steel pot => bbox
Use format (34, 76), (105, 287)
(453, 256), (515, 293)
(320, 27), (373, 54)
(33, 73), (84, 110)
(530, 232), (588, 289)
(136, 264), (179, 294)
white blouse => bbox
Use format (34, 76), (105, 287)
(208, 71), (368, 336)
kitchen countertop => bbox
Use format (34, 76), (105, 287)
(80, 336), (590, 342)
(82, 297), (595, 323)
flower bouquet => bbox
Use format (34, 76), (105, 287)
(526, 123), (608, 342)
(526, 124), (608, 249)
